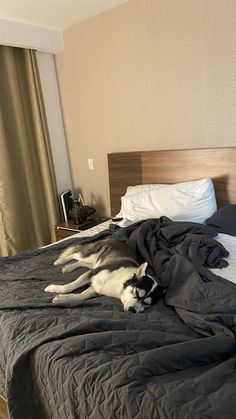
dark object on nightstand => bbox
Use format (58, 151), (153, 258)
(69, 199), (96, 224)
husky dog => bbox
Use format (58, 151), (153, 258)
(45, 238), (163, 312)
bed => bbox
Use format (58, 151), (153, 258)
(1, 147), (236, 419)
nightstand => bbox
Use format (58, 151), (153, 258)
(54, 218), (108, 241)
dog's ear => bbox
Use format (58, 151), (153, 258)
(136, 262), (148, 278)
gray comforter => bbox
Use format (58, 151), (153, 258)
(1, 217), (236, 419)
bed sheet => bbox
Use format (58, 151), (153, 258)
(1, 218), (236, 419)
(0, 220), (112, 399)
(211, 233), (236, 283)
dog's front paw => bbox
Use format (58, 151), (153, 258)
(45, 284), (63, 293)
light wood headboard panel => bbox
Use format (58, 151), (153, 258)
(108, 148), (236, 216)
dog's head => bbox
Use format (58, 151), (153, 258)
(121, 262), (164, 313)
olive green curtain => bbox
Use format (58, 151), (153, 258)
(0, 46), (59, 256)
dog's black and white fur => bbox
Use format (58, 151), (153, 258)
(45, 238), (163, 312)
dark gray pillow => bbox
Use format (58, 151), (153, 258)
(206, 205), (236, 236)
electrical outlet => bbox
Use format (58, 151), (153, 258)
(88, 159), (94, 170)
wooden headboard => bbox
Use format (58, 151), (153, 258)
(108, 148), (236, 216)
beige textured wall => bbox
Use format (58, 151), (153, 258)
(56, 0), (236, 217)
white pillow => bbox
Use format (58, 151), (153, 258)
(120, 178), (217, 224)
(116, 184), (168, 217)
(126, 184), (168, 195)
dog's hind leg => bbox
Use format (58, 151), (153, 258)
(45, 270), (91, 294)
(52, 286), (97, 306)
(54, 245), (79, 266)
(61, 260), (94, 273)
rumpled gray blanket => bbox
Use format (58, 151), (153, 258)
(0, 217), (236, 419)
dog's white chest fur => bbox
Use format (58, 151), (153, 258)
(91, 267), (136, 298)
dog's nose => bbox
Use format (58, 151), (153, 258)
(128, 306), (136, 313)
